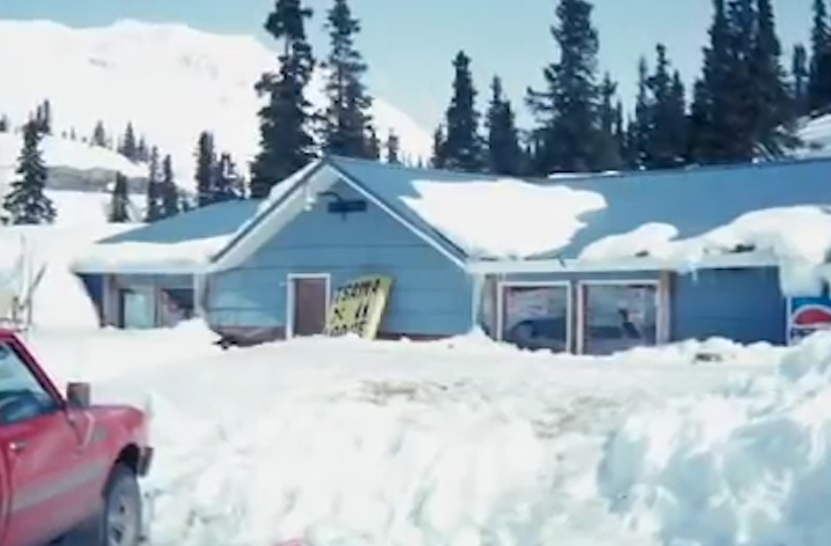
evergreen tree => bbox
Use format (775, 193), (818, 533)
(430, 125), (446, 168)
(644, 44), (687, 168)
(441, 51), (484, 172)
(91, 121), (107, 147)
(3, 121), (56, 225)
(137, 137), (149, 162)
(160, 155), (180, 219)
(527, 0), (601, 174)
(688, 0), (746, 163)
(485, 76), (522, 175)
(144, 147), (164, 222)
(385, 130), (401, 164)
(792, 43), (809, 115)
(119, 123), (138, 161)
(318, 0), (375, 158)
(195, 130), (217, 207)
(595, 72), (622, 170)
(250, 0), (316, 199)
(0, 116), (8, 133)
(108, 172), (131, 223)
(751, 0), (798, 157)
(626, 56), (651, 168)
(809, 0), (831, 113)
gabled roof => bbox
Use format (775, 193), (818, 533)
(208, 154), (831, 275)
(208, 156), (472, 272)
(72, 199), (259, 275)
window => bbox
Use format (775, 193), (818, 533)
(120, 288), (157, 329)
(581, 282), (659, 355)
(0, 342), (59, 424)
(501, 283), (570, 352)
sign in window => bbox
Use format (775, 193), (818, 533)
(580, 282), (658, 355)
(501, 284), (570, 352)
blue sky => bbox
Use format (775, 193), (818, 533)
(0, 0), (812, 130)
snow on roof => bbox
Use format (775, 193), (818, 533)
(72, 199), (259, 274)
(0, 132), (145, 177)
(401, 178), (606, 259)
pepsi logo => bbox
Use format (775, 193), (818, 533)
(791, 304), (831, 328)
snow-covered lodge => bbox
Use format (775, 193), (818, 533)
(76, 154), (831, 354)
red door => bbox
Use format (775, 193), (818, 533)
(291, 277), (329, 337)
(0, 340), (99, 546)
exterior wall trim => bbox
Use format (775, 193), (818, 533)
(495, 279), (572, 347)
(285, 272), (332, 340)
(467, 251), (779, 275)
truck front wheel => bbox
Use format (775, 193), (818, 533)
(99, 463), (143, 546)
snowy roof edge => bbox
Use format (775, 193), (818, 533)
(467, 250), (779, 274)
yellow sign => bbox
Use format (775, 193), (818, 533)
(324, 275), (393, 339)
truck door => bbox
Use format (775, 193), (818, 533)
(0, 340), (102, 546)
(0, 448), (10, 546)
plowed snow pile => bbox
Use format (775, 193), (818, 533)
(26, 324), (787, 546)
(600, 331), (831, 546)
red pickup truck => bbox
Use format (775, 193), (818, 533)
(0, 330), (153, 546)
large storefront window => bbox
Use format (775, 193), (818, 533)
(501, 283), (570, 352)
(580, 282), (658, 355)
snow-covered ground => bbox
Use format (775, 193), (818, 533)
(21, 319), (831, 546)
(0, 19), (432, 187)
(796, 113), (831, 158)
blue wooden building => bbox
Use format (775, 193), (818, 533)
(72, 199), (258, 329)
(202, 155), (831, 353)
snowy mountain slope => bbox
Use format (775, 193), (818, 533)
(0, 19), (431, 188)
(0, 131), (145, 178)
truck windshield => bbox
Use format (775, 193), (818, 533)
(0, 341), (59, 425)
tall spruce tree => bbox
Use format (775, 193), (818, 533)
(318, 0), (375, 158)
(626, 57), (651, 168)
(3, 120), (56, 225)
(144, 147), (164, 222)
(792, 44), (809, 115)
(195, 131), (217, 207)
(250, 0), (316, 199)
(644, 44), (687, 168)
(441, 51), (484, 172)
(527, 0), (601, 174)
(809, 0), (831, 113)
(751, 0), (798, 157)
(485, 76), (522, 175)
(108, 172), (131, 223)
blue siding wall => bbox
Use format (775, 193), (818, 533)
(672, 267), (785, 344)
(207, 180), (472, 336)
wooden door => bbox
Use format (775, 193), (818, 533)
(291, 277), (328, 337)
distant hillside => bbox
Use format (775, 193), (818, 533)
(0, 19), (432, 189)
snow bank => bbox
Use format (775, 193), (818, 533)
(39, 323), (778, 546)
(402, 178), (607, 259)
(578, 206), (831, 296)
(796, 113), (831, 159)
(598, 331), (831, 546)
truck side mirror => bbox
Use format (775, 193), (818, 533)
(66, 382), (91, 409)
